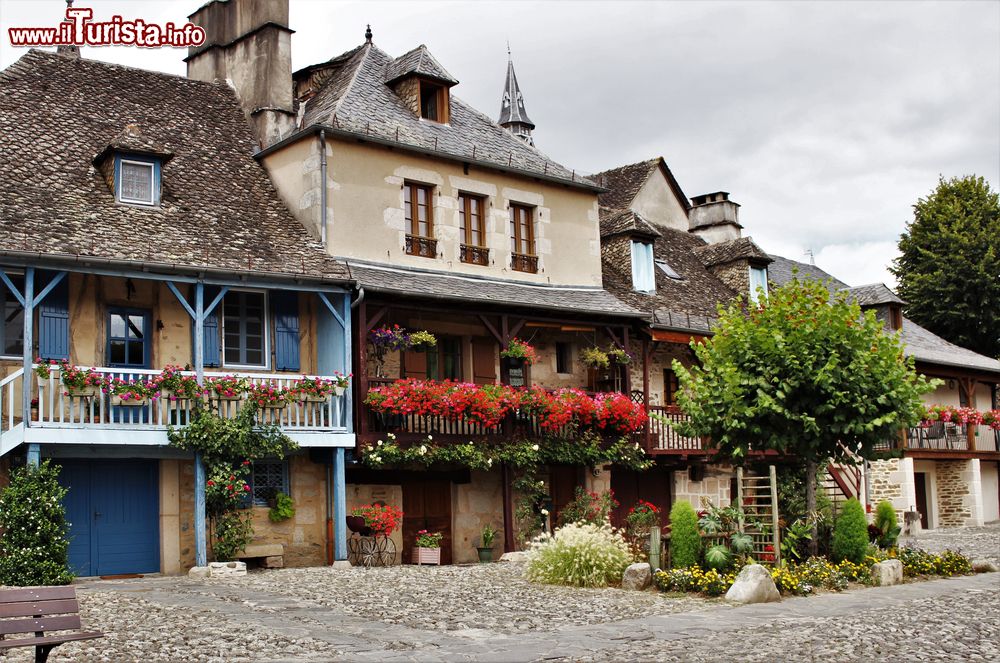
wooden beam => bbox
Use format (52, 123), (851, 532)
(365, 305), (389, 332)
(501, 462), (516, 553)
(650, 329), (707, 344)
(478, 314), (504, 344)
(508, 317), (526, 340)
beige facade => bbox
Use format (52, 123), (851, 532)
(261, 138), (605, 287)
(630, 169), (690, 233)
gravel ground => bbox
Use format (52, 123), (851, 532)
(902, 524), (1000, 563)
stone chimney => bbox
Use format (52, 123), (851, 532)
(689, 191), (743, 244)
(185, 0), (295, 147)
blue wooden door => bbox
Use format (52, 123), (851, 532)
(59, 459), (160, 576)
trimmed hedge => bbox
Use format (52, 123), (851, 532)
(832, 498), (869, 564)
(669, 500), (701, 568)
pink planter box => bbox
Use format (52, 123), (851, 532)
(413, 547), (441, 565)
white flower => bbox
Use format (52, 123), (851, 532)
(487, 458), (493, 467)
(377, 440), (383, 446)
(419, 445), (427, 455)
(531, 444), (539, 451)
(388, 432), (396, 440)
(541, 509), (549, 516)
(371, 455), (381, 463)
(538, 480), (545, 487)
(427, 435), (433, 441)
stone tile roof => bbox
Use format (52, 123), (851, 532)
(296, 43), (595, 190)
(591, 159), (660, 211)
(769, 255), (1000, 375)
(384, 45), (458, 85)
(498, 60), (534, 128)
(599, 208), (661, 239)
(602, 225), (737, 327)
(0, 50), (349, 282)
(694, 237), (772, 268)
(348, 261), (646, 319)
(843, 283), (907, 307)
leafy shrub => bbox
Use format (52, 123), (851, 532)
(872, 501), (900, 548)
(704, 544), (732, 571)
(780, 518), (813, 563)
(729, 531), (754, 556)
(0, 461), (74, 586)
(797, 557), (851, 591)
(213, 511), (253, 561)
(897, 546), (972, 577)
(831, 498), (868, 564)
(525, 522), (632, 588)
(268, 491), (295, 522)
(557, 487), (618, 527)
(654, 565), (735, 596)
(669, 500), (701, 568)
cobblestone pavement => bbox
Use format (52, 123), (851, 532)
(3, 526), (996, 662)
(901, 523), (1000, 562)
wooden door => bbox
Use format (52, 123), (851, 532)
(611, 467), (671, 528)
(402, 479), (453, 564)
(402, 349), (428, 380)
(472, 338), (497, 385)
(914, 472), (929, 529)
(549, 465), (583, 527)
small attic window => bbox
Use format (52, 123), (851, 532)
(419, 80), (448, 123)
(655, 260), (683, 281)
(115, 155), (160, 206)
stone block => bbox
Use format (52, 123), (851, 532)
(621, 563), (652, 591)
(871, 559), (903, 586)
(187, 566), (210, 579)
(724, 564), (781, 604)
(241, 543), (284, 558)
(499, 551), (528, 563)
(263, 555), (284, 569)
(208, 561), (247, 578)
(971, 559), (999, 573)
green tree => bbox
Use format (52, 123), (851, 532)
(668, 500), (701, 568)
(0, 461), (74, 586)
(832, 498), (869, 564)
(673, 278), (935, 554)
(891, 175), (1000, 359)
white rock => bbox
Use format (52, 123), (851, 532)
(621, 563), (652, 591)
(208, 561), (247, 578)
(971, 559), (999, 573)
(724, 564), (781, 604)
(187, 566), (210, 579)
(499, 551), (528, 563)
(871, 559), (904, 586)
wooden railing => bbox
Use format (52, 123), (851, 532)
(877, 424), (1000, 454)
(647, 405), (707, 452)
(22, 366), (348, 432)
(0, 368), (24, 434)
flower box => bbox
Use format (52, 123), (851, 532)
(261, 401), (287, 409)
(68, 385), (101, 398)
(111, 395), (149, 407)
(413, 547), (441, 565)
(212, 394), (243, 402)
(298, 393), (329, 403)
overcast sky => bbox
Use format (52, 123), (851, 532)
(2, 0), (998, 287)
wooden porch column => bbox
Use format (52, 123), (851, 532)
(622, 326), (632, 394)
(193, 282), (207, 568)
(960, 377), (978, 451)
(354, 299), (369, 438)
(501, 461), (516, 552)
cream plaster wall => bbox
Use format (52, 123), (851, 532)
(159, 459), (182, 575)
(629, 168), (690, 232)
(979, 461), (999, 522)
(261, 137), (605, 287)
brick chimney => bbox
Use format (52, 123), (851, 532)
(185, 0), (295, 147)
(688, 191), (743, 244)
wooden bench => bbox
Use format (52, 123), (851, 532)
(0, 586), (103, 662)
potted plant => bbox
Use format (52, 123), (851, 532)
(607, 347), (632, 365)
(368, 324), (412, 378)
(351, 503), (403, 536)
(332, 372), (351, 396)
(477, 523), (497, 562)
(204, 375), (248, 401)
(107, 378), (158, 406)
(247, 382), (292, 409)
(625, 499), (660, 537)
(500, 337), (537, 368)
(294, 376), (336, 403)
(580, 347), (610, 370)
(51, 361), (106, 398)
(157, 365), (202, 401)
(268, 491), (296, 522)
(414, 529), (443, 565)
(408, 330), (438, 351)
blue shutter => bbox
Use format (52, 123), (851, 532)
(38, 272), (69, 360)
(272, 291), (300, 371)
(193, 286), (221, 368)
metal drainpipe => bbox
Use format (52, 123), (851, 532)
(350, 287), (365, 309)
(319, 130), (328, 248)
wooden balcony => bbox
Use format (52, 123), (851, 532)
(1, 366), (353, 455)
(645, 405), (709, 454)
(877, 423), (1000, 459)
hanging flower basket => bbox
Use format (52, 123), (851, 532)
(580, 347), (610, 370)
(607, 348), (632, 365)
(500, 338), (537, 366)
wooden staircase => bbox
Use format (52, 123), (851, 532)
(736, 465), (781, 565)
(824, 462), (862, 515)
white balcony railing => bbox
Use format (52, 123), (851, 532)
(20, 366), (348, 432)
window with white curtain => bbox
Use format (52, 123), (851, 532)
(749, 265), (769, 304)
(631, 241), (656, 292)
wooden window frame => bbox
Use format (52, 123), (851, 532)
(459, 192), (489, 266)
(418, 79), (449, 124)
(221, 288), (270, 369)
(509, 203), (538, 273)
(663, 368), (679, 405)
(404, 181), (437, 258)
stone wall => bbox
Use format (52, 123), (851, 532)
(453, 470), (506, 563)
(936, 459), (984, 528)
(708, 259), (750, 299)
(672, 464), (734, 510)
(867, 457), (916, 519)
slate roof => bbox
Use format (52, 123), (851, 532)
(843, 283), (907, 307)
(592, 159), (660, 211)
(599, 208), (661, 239)
(348, 261), (646, 319)
(498, 59), (534, 128)
(384, 45), (458, 86)
(769, 255), (1000, 375)
(293, 42), (595, 190)
(694, 237), (772, 268)
(0, 50), (349, 282)
(602, 225), (737, 329)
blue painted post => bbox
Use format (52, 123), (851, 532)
(193, 283), (207, 568)
(21, 267), (34, 430)
(334, 447), (347, 561)
(342, 294), (353, 433)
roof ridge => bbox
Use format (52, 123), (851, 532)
(328, 42), (373, 123)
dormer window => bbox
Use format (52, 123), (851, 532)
(749, 265), (769, 304)
(118, 158), (156, 205)
(419, 80), (448, 122)
(631, 241), (655, 292)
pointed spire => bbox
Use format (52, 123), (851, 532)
(498, 50), (535, 145)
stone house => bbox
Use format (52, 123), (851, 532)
(0, 48), (357, 575)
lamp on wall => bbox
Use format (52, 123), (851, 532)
(947, 379), (956, 390)
(126, 278), (136, 300)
